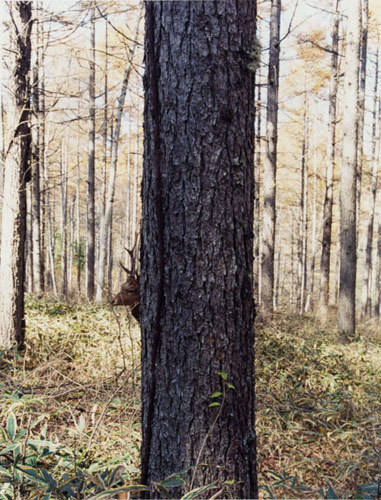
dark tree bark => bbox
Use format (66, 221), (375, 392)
(0, 1), (32, 349)
(141, 2), (257, 498)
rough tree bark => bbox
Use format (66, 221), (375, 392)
(261, 0), (281, 312)
(338, 0), (361, 337)
(141, 2), (257, 498)
(0, 1), (32, 349)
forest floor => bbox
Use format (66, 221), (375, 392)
(0, 298), (380, 499)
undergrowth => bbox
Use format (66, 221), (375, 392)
(0, 298), (380, 498)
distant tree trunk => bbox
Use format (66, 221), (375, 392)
(363, 46), (379, 316)
(262, 0), (281, 312)
(95, 16), (141, 303)
(141, 2), (257, 497)
(319, 0), (340, 322)
(31, 9), (43, 295)
(60, 143), (68, 296)
(68, 195), (75, 294)
(305, 122), (318, 313)
(39, 17), (46, 293)
(300, 94), (309, 314)
(76, 152), (82, 294)
(86, 2), (96, 300)
(0, 1), (32, 349)
(356, 0), (368, 237)
(254, 69), (262, 306)
(338, 0), (361, 337)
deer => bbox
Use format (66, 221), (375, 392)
(111, 234), (140, 323)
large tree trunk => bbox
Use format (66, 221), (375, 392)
(0, 1), (32, 349)
(338, 0), (361, 337)
(261, 0), (281, 312)
(319, 0), (340, 322)
(141, 2), (257, 498)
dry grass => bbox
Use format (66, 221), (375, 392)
(256, 311), (381, 498)
(0, 299), (380, 498)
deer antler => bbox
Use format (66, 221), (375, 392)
(124, 231), (140, 277)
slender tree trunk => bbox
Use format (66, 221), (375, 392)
(60, 143), (68, 296)
(31, 10), (42, 295)
(86, 2), (96, 300)
(141, 2), (257, 497)
(68, 195), (75, 295)
(363, 46), (379, 316)
(305, 121), (318, 313)
(0, 1), (32, 348)
(262, 0), (281, 313)
(356, 0), (368, 242)
(254, 70), (262, 306)
(95, 15), (141, 302)
(39, 18), (46, 293)
(300, 94), (309, 314)
(319, 1), (340, 322)
(76, 152), (82, 294)
(338, 0), (361, 337)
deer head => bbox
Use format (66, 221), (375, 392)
(111, 234), (140, 323)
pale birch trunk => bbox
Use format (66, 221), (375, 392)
(319, 1), (340, 322)
(363, 47), (379, 316)
(261, 0), (280, 312)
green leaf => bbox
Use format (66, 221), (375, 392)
(226, 382), (235, 390)
(210, 391), (222, 399)
(224, 479), (235, 485)
(0, 442), (21, 456)
(159, 476), (186, 488)
(0, 464), (12, 477)
(180, 481), (217, 499)
(14, 429), (27, 441)
(89, 485), (150, 499)
(7, 414), (16, 442)
(217, 371), (228, 380)
(41, 468), (57, 491)
(208, 402), (221, 407)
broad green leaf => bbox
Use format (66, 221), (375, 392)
(208, 402), (220, 407)
(210, 391), (222, 398)
(0, 442), (20, 456)
(217, 371), (228, 380)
